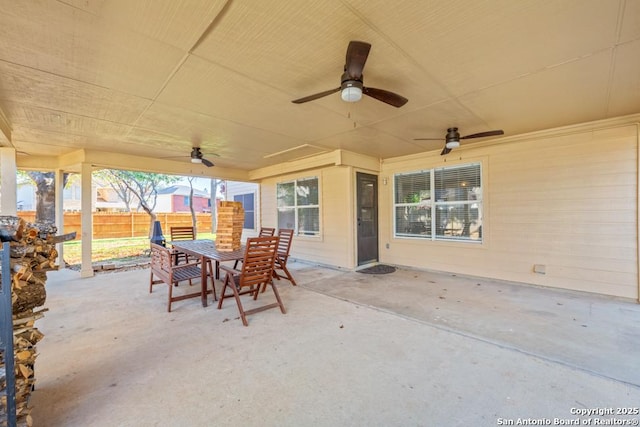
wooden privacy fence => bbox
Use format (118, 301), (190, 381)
(16, 212), (213, 240)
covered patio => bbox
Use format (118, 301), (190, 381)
(1, 2), (639, 424)
(1, 0), (639, 300)
(31, 262), (640, 426)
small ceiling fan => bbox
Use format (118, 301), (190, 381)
(291, 40), (408, 108)
(189, 147), (215, 167)
(162, 145), (218, 166)
(415, 127), (504, 155)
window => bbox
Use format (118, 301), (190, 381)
(183, 195), (190, 206)
(233, 193), (255, 229)
(277, 177), (319, 236)
(394, 163), (482, 242)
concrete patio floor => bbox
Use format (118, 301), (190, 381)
(30, 261), (640, 427)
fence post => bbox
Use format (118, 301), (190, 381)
(163, 214), (168, 237)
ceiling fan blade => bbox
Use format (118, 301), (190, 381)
(345, 41), (371, 79)
(440, 146), (452, 156)
(414, 137), (441, 141)
(202, 158), (214, 167)
(461, 130), (504, 139)
(362, 87), (408, 108)
(292, 87), (340, 104)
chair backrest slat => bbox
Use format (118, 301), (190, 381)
(170, 226), (195, 241)
(239, 236), (279, 288)
(259, 227), (276, 237)
(277, 228), (294, 256)
(151, 242), (173, 272)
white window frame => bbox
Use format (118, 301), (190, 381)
(277, 176), (320, 237)
(393, 162), (482, 243)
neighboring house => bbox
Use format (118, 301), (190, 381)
(155, 185), (211, 213)
(17, 177), (127, 212)
(93, 184), (129, 212)
(16, 181), (35, 211)
(62, 180), (82, 211)
(225, 181), (260, 238)
(16, 177), (213, 213)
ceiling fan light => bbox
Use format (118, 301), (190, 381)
(445, 140), (460, 149)
(191, 157), (202, 164)
(341, 86), (362, 102)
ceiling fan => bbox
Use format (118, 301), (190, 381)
(188, 147), (215, 167)
(291, 40), (408, 108)
(415, 127), (504, 155)
(161, 145), (219, 166)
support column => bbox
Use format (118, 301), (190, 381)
(210, 178), (218, 233)
(80, 163), (93, 278)
(55, 168), (65, 269)
(0, 148), (17, 215)
(636, 122), (640, 303)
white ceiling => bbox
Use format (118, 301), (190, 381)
(0, 0), (638, 176)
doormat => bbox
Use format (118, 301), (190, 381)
(357, 264), (396, 274)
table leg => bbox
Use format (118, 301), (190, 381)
(200, 255), (208, 307)
(208, 260), (221, 303)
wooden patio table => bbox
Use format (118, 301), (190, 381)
(169, 239), (246, 307)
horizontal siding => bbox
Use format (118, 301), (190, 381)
(261, 182), (277, 229)
(260, 167), (354, 268)
(380, 123), (639, 299)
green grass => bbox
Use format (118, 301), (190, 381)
(63, 233), (216, 265)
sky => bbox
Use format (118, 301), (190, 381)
(177, 176), (224, 198)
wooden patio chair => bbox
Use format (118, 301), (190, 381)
(233, 227), (276, 269)
(149, 243), (214, 312)
(218, 236), (285, 326)
(170, 226), (195, 265)
(259, 227), (276, 237)
(272, 228), (297, 287)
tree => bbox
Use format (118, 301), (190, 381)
(93, 170), (136, 212)
(21, 171), (70, 223)
(98, 169), (179, 234)
(210, 178), (225, 233)
(186, 176), (197, 234)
